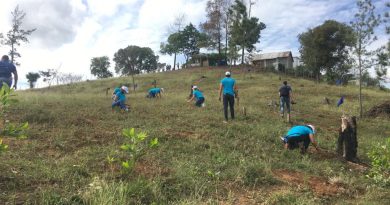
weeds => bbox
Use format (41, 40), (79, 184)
(367, 137), (390, 186)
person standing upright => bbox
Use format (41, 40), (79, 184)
(0, 55), (18, 89)
(219, 71), (237, 123)
(279, 81), (293, 122)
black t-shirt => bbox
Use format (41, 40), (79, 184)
(279, 85), (292, 97)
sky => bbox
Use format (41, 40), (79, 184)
(0, 0), (388, 89)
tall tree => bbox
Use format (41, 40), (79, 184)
(1, 5), (36, 65)
(25, 72), (40, 89)
(298, 20), (356, 83)
(90, 56), (113, 79)
(114, 45), (158, 90)
(200, 0), (225, 54)
(160, 32), (183, 70)
(350, 0), (380, 117)
(180, 23), (208, 64)
(163, 14), (186, 70)
(229, 0), (265, 64)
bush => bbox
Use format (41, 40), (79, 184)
(367, 137), (390, 186)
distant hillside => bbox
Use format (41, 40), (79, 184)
(2, 67), (389, 204)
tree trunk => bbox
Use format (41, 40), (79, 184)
(131, 74), (136, 91)
(241, 47), (245, 65)
(218, 33), (221, 55)
(173, 53), (177, 70)
(358, 54), (363, 118)
(225, 20), (228, 64)
(11, 43), (14, 64)
(337, 115), (358, 162)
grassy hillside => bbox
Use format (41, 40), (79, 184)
(1, 67), (389, 204)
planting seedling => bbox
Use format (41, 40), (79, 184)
(119, 128), (159, 172)
(0, 83), (28, 153)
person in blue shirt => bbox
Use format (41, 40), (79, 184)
(219, 71), (237, 123)
(112, 86), (129, 112)
(112, 86), (122, 100)
(187, 86), (205, 107)
(0, 55), (18, 89)
(147, 87), (164, 98)
(281, 124), (319, 153)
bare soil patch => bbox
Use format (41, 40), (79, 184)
(273, 169), (346, 196)
(366, 101), (390, 118)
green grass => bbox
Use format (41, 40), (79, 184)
(1, 67), (389, 204)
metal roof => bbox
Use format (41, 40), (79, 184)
(252, 51), (292, 61)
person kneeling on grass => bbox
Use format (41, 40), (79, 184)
(112, 86), (122, 100)
(147, 87), (164, 98)
(281, 124), (319, 154)
(112, 86), (129, 112)
(187, 86), (205, 107)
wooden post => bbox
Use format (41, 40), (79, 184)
(337, 115), (358, 162)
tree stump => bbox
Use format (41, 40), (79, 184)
(337, 115), (358, 162)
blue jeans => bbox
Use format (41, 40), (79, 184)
(112, 100), (126, 110)
(280, 96), (291, 114)
(195, 97), (204, 107)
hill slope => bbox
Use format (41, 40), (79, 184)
(1, 67), (389, 204)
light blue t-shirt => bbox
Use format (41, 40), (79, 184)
(285, 126), (314, 139)
(116, 91), (126, 103)
(193, 90), (204, 100)
(149, 88), (161, 94)
(221, 77), (236, 96)
(113, 87), (121, 95)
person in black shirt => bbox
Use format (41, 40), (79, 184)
(279, 81), (292, 122)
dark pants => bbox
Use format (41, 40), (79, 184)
(112, 100), (126, 110)
(223, 94), (235, 120)
(195, 97), (204, 107)
(0, 77), (12, 89)
(287, 135), (310, 151)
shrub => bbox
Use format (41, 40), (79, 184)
(0, 83), (28, 153)
(118, 128), (158, 172)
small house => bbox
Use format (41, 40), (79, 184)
(252, 51), (294, 70)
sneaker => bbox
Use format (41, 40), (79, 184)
(280, 113), (284, 118)
(223, 120), (228, 124)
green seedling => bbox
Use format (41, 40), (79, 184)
(119, 128), (159, 172)
(0, 83), (28, 154)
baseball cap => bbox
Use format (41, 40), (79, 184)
(121, 86), (129, 93)
(225, 71), (231, 76)
(307, 124), (316, 133)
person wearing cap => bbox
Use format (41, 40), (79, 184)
(112, 86), (122, 100)
(187, 85), (205, 107)
(112, 86), (129, 112)
(279, 81), (293, 122)
(147, 87), (164, 98)
(0, 55), (18, 89)
(219, 71), (237, 122)
(281, 124), (319, 154)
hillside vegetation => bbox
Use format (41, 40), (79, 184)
(1, 67), (389, 204)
